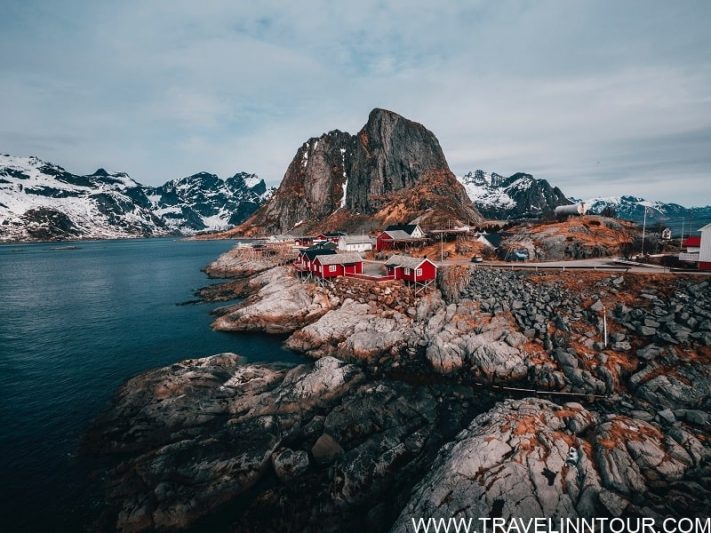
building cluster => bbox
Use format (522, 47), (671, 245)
(288, 224), (439, 290)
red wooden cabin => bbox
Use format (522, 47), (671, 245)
(312, 253), (363, 279)
(384, 255), (437, 282)
(294, 248), (337, 273)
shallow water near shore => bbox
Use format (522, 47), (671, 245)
(0, 238), (303, 531)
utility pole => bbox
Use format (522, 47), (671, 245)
(641, 206), (648, 256)
(680, 218), (685, 249)
(603, 305), (608, 348)
(440, 232), (444, 262)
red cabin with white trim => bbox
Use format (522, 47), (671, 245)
(384, 255), (437, 282)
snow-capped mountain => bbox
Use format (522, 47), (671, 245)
(0, 154), (270, 242)
(457, 170), (570, 220)
(148, 171), (271, 234)
(581, 195), (711, 234)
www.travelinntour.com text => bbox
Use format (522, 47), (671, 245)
(409, 517), (711, 533)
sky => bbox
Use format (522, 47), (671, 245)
(1, 0), (710, 206)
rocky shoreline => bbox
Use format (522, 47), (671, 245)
(84, 248), (711, 531)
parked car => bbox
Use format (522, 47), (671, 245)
(471, 255), (483, 263)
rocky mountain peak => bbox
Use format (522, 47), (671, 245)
(238, 109), (481, 235)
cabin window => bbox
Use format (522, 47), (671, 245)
(416, 268), (422, 276)
(329, 265), (337, 272)
(405, 268), (410, 275)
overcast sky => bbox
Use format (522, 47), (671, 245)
(2, 1), (710, 205)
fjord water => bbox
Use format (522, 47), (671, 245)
(0, 238), (302, 531)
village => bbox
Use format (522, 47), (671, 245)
(236, 223), (492, 296)
(232, 216), (711, 301)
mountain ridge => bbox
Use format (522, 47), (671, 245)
(457, 169), (571, 219)
(0, 154), (270, 242)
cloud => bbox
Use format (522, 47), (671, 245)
(0, 0), (709, 205)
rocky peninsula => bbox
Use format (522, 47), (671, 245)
(84, 247), (711, 531)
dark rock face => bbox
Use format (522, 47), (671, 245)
(22, 207), (82, 240)
(241, 109), (481, 234)
(347, 108), (452, 213)
(250, 130), (355, 232)
(500, 172), (570, 218)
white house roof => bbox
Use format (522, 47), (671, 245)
(698, 223), (711, 232)
(314, 252), (363, 265)
(384, 254), (435, 269)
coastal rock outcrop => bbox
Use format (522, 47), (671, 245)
(212, 267), (337, 333)
(285, 300), (412, 360)
(203, 247), (282, 278)
(392, 398), (710, 530)
(86, 354), (494, 532)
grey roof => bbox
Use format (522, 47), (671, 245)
(384, 254), (435, 269)
(314, 252), (363, 265)
(385, 224), (420, 235)
(340, 235), (373, 244)
(383, 230), (419, 240)
(301, 248), (337, 260)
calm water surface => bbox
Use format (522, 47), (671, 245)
(0, 238), (302, 531)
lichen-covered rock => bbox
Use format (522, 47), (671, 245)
(392, 399), (602, 528)
(392, 398), (709, 531)
(420, 304), (535, 381)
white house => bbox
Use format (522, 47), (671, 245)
(338, 235), (373, 252)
